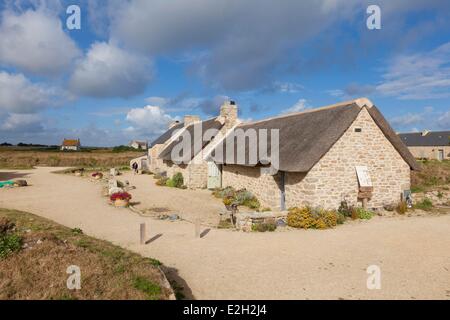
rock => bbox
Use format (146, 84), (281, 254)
(383, 203), (395, 211)
(108, 179), (118, 188)
(0, 218), (15, 234)
(108, 187), (124, 195)
(13, 179), (27, 187)
(169, 214), (180, 221)
(36, 239), (43, 245)
(276, 219), (286, 227)
(110, 168), (119, 176)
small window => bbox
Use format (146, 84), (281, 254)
(355, 128), (362, 132)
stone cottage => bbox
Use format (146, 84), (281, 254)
(206, 98), (420, 210)
(148, 101), (240, 188)
(398, 130), (450, 160)
(61, 138), (81, 151)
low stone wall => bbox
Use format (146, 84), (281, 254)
(235, 211), (287, 232)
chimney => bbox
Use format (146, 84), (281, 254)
(168, 120), (180, 129)
(421, 130), (429, 136)
(220, 100), (238, 128)
(184, 115), (200, 127)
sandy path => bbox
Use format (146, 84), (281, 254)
(1, 167), (449, 299)
(121, 171), (224, 225)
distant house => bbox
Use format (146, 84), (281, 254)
(398, 130), (450, 160)
(61, 139), (81, 151)
(129, 140), (148, 150)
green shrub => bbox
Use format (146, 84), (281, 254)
(0, 233), (22, 259)
(252, 221), (277, 232)
(356, 208), (373, 220)
(338, 201), (352, 217)
(164, 173), (184, 188)
(171, 172), (184, 188)
(414, 198), (433, 211)
(337, 212), (346, 224)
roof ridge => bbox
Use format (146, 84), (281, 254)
(240, 97), (373, 127)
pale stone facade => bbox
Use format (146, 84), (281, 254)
(407, 146), (450, 160)
(222, 107), (411, 210)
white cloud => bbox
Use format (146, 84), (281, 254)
(437, 111), (450, 129)
(69, 42), (153, 98)
(125, 105), (178, 138)
(0, 9), (81, 75)
(0, 71), (68, 113)
(389, 106), (450, 131)
(282, 99), (310, 114)
(0, 113), (43, 132)
(377, 42), (450, 100)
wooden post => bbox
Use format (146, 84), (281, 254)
(195, 219), (201, 238)
(362, 198), (368, 209)
(140, 223), (146, 245)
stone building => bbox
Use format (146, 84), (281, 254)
(207, 98), (420, 210)
(148, 101), (239, 189)
(398, 130), (450, 160)
(129, 140), (148, 150)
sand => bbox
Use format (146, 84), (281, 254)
(1, 167), (449, 300)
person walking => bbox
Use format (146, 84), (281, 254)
(132, 162), (138, 174)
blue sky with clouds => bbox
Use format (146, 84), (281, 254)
(0, 0), (449, 146)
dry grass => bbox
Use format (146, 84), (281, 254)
(0, 149), (143, 169)
(0, 208), (172, 300)
(411, 160), (450, 193)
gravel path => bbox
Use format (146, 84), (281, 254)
(1, 167), (449, 299)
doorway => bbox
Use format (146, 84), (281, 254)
(438, 149), (444, 161)
(207, 162), (222, 189)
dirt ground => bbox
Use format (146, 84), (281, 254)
(1, 167), (450, 299)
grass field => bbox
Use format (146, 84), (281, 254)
(0, 208), (173, 300)
(0, 147), (144, 169)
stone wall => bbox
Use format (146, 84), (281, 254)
(222, 107), (411, 210)
(408, 146), (450, 160)
(222, 165), (282, 209)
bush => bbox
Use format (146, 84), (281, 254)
(337, 212), (346, 224)
(214, 187), (260, 209)
(338, 201), (352, 217)
(287, 207), (339, 229)
(356, 207), (373, 220)
(171, 172), (184, 188)
(414, 198), (433, 211)
(0, 233), (22, 259)
(252, 221), (277, 232)
(395, 201), (407, 214)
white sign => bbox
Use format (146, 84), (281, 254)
(355, 166), (372, 187)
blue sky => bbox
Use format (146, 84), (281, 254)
(0, 0), (449, 146)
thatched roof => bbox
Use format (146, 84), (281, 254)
(61, 139), (80, 146)
(159, 118), (224, 163)
(150, 122), (184, 147)
(207, 98), (420, 172)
